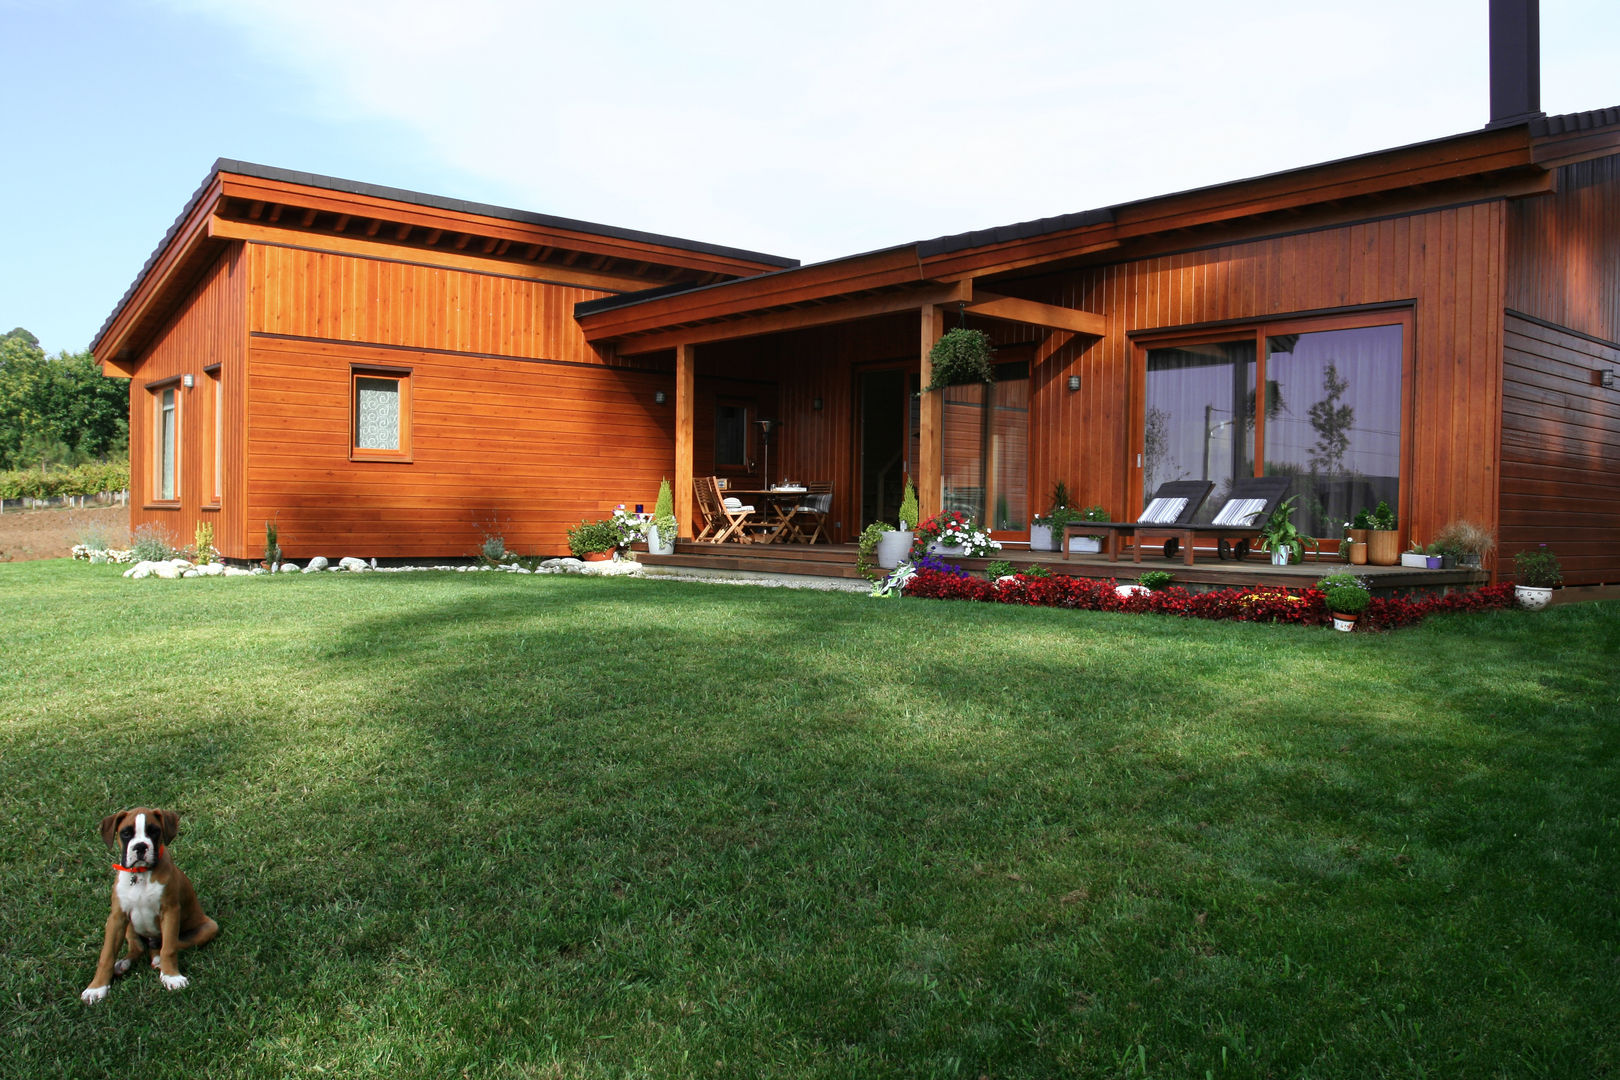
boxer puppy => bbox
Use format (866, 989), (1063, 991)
(81, 808), (218, 1003)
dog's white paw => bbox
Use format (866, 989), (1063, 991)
(113, 958), (133, 976)
(160, 973), (188, 991)
(151, 954), (162, 969)
(81, 985), (109, 1004)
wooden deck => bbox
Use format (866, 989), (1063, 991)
(642, 541), (1489, 594)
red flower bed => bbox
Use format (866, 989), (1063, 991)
(902, 569), (1515, 630)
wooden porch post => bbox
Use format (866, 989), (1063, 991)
(918, 304), (944, 520)
(674, 342), (696, 537)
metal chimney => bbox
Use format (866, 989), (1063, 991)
(1488, 0), (1545, 127)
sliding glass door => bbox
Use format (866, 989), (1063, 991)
(942, 361), (1030, 530)
(1142, 317), (1405, 538)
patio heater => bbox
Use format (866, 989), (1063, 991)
(756, 419), (777, 485)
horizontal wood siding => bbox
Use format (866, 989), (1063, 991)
(247, 244), (609, 364)
(1021, 203), (1506, 554)
(245, 336), (674, 557)
(1500, 315), (1620, 585)
(128, 246), (249, 557)
(1506, 157), (1620, 343)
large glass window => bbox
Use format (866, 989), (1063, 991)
(942, 362), (1029, 528)
(1143, 319), (1404, 537)
(1144, 341), (1255, 523)
(206, 367), (222, 505)
(1263, 325), (1402, 537)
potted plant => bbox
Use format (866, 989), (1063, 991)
(1069, 505), (1110, 554)
(910, 511), (1002, 559)
(924, 328), (995, 391)
(1347, 509), (1372, 548)
(1029, 480), (1072, 552)
(1317, 572), (1371, 631)
(1512, 545), (1562, 610)
(1363, 500), (1399, 566)
(566, 518), (624, 561)
(1433, 519), (1494, 570)
(1401, 542), (1430, 569)
(646, 478), (677, 555)
(872, 481), (920, 569)
(1257, 495), (1317, 565)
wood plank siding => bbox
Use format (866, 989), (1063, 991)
(1500, 316), (1620, 585)
(241, 244), (686, 557)
(1500, 156), (1620, 585)
(127, 246), (249, 557)
(1013, 203), (1507, 553)
(244, 336), (674, 558)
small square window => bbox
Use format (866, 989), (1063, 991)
(351, 367), (412, 461)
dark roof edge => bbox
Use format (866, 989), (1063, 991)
(212, 160), (799, 269)
(93, 158), (799, 358)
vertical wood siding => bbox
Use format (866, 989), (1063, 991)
(1017, 204), (1507, 552)
(1500, 317), (1620, 586)
(127, 246), (249, 557)
(1506, 157), (1620, 342)
(248, 244), (609, 362)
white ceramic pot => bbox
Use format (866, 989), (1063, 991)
(1068, 536), (1101, 554)
(1515, 584), (1553, 610)
(927, 543), (966, 557)
(876, 529), (914, 569)
(646, 525), (675, 556)
(1270, 547), (1290, 567)
(1029, 524), (1054, 551)
(1332, 615), (1358, 632)
(1400, 552), (1429, 568)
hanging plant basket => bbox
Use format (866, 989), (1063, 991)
(924, 328), (996, 391)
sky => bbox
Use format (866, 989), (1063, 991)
(3, 0), (1618, 356)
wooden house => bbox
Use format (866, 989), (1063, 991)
(96, 10), (1620, 585)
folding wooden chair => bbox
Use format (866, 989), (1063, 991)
(784, 483), (832, 544)
(693, 476), (756, 543)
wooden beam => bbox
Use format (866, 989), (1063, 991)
(365, 219), (382, 237)
(395, 223), (411, 241)
(480, 236), (498, 254)
(207, 216), (666, 292)
(453, 233), (471, 250)
(332, 214), (350, 233)
(614, 280), (972, 355)
(424, 228), (443, 245)
(300, 208), (317, 227)
(674, 343), (696, 538)
(967, 290), (1106, 336)
(523, 244), (542, 260)
(494, 239), (511, 256)
(268, 204), (284, 223)
(918, 304), (945, 521)
(248, 201), (264, 220)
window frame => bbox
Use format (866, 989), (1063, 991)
(203, 365), (222, 509)
(147, 377), (181, 506)
(1130, 309), (1414, 542)
(349, 364), (413, 463)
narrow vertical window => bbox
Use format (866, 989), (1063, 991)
(206, 367), (223, 504)
(155, 385), (177, 501)
(351, 367), (412, 461)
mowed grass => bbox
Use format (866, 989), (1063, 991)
(2, 561), (1616, 1080)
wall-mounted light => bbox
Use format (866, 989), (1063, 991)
(182, 373), (195, 388)
(1066, 375), (1081, 392)
(812, 397), (823, 411)
(1597, 369), (1616, 389)
(654, 390), (667, 404)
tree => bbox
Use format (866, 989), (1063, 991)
(1307, 363), (1354, 475)
(0, 328), (129, 469)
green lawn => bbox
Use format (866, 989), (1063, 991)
(3, 560), (1616, 1079)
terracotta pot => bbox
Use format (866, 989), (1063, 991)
(1348, 541), (1368, 565)
(582, 550), (615, 562)
(1365, 529), (1400, 566)
(1347, 528), (1369, 546)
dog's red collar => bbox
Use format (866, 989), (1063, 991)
(114, 845), (164, 874)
